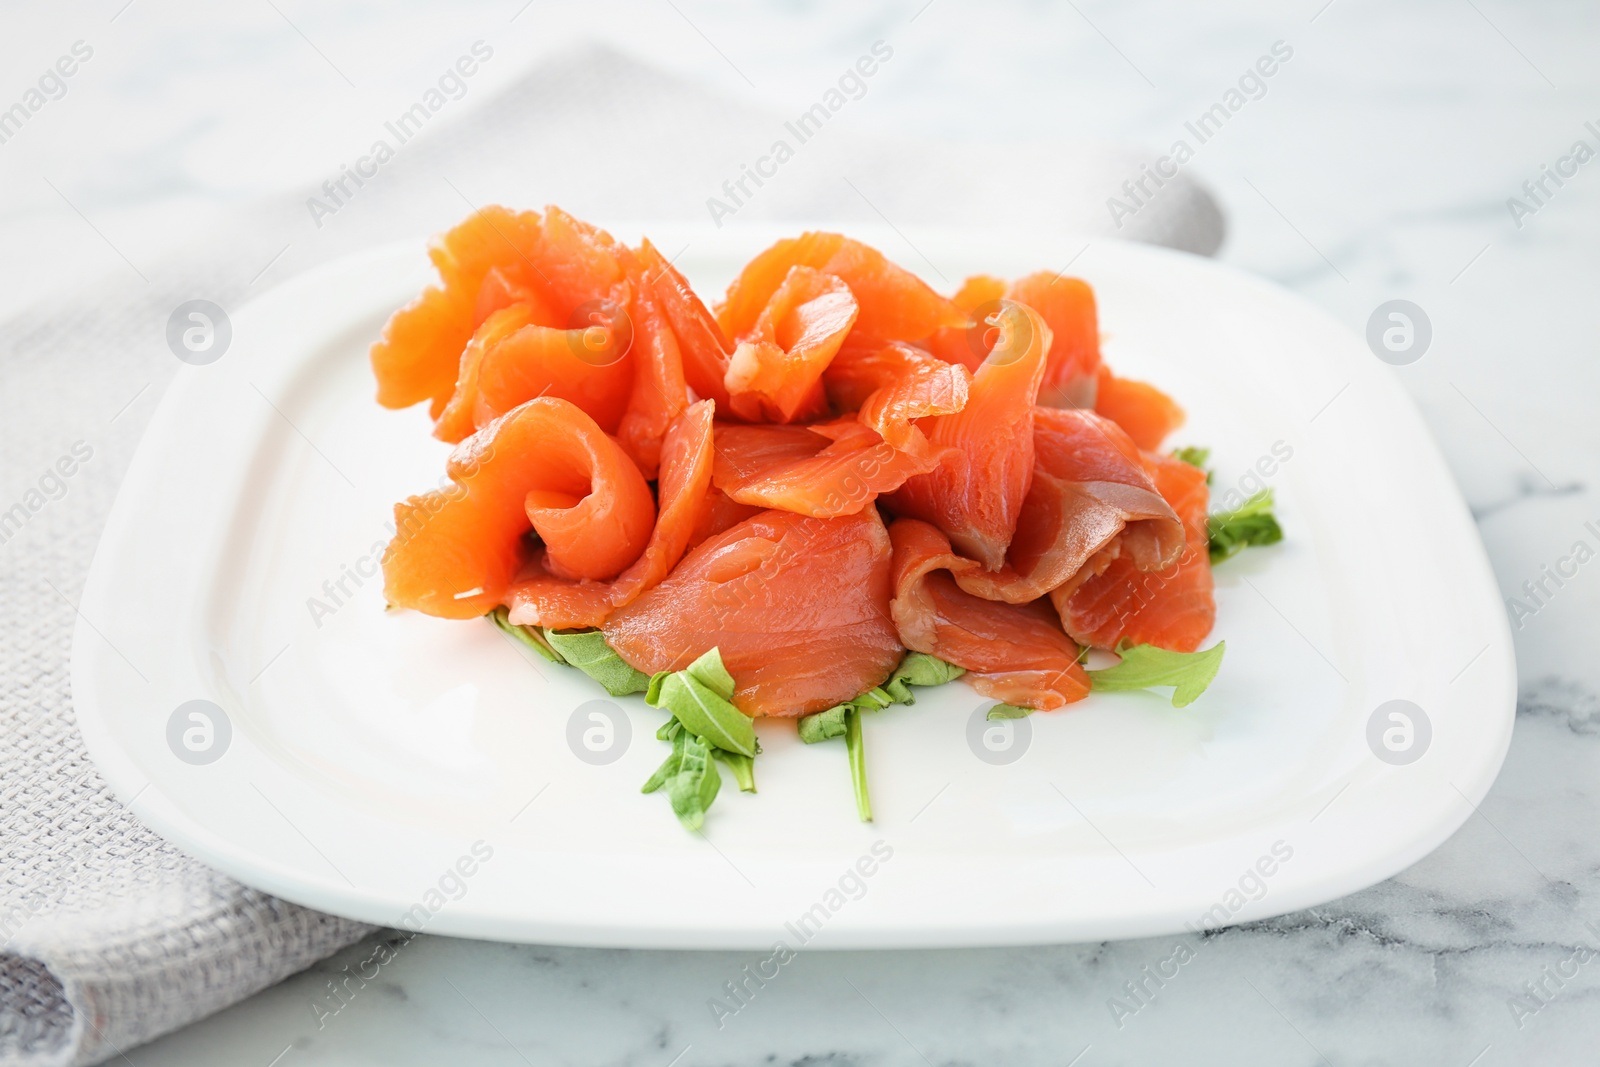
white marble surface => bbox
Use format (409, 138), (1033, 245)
(8, 0), (1600, 1063)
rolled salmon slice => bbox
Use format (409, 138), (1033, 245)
(604, 508), (903, 717)
(638, 238), (732, 409)
(1005, 272), (1103, 409)
(924, 274), (1007, 372)
(724, 266), (858, 423)
(1056, 451), (1215, 652)
(433, 293), (637, 443)
(888, 518), (1089, 711)
(889, 301), (1049, 570)
(711, 419), (942, 518)
(823, 340), (970, 456)
(716, 232), (967, 345)
(371, 206), (625, 420)
(382, 397), (655, 619)
(1094, 367), (1186, 451)
(506, 401), (716, 629)
(616, 245), (691, 478)
(953, 408), (1184, 604)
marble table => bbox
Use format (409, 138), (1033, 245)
(8, 0), (1598, 1063)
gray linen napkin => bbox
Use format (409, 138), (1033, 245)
(0, 45), (1223, 1066)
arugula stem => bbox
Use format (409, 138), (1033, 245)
(488, 606), (563, 662)
(845, 708), (872, 822)
(714, 749), (757, 792)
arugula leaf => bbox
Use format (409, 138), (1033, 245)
(1172, 445), (1213, 482)
(543, 628), (650, 695)
(798, 704), (850, 744)
(641, 648), (761, 829)
(796, 653), (963, 822)
(488, 607), (565, 663)
(1208, 490), (1283, 564)
(880, 652), (966, 705)
(641, 728), (687, 794)
(645, 648), (757, 757)
(668, 733), (721, 829)
(985, 704), (1034, 720)
(1089, 642), (1226, 708)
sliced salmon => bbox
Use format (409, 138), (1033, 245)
(724, 267), (857, 423)
(716, 232), (967, 345)
(888, 518), (1088, 710)
(638, 238), (732, 409)
(925, 274), (1007, 372)
(472, 264), (562, 326)
(824, 340), (970, 456)
(505, 401), (715, 629)
(711, 418), (942, 518)
(382, 397), (655, 619)
(605, 508), (903, 717)
(372, 206), (626, 420)
(1006, 272), (1102, 408)
(433, 293), (636, 444)
(1056, 451), (1214, 651)
(888, 301), (1050, 570)
(954, 407), (1184, 603)
(1094, 367), (1186, 451)
(616, 246), (691, 477)
(687, 486), (765, 551)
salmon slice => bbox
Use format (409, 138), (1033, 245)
(1094, 367), (1186, 450)
(605, 508), (903, 717)
(382, 397), (655, 619)
(716, 232), (967, 345)
(724, 267), (858, 423)
(433, 294), (636, 444)
(954, 408), (1185, 603)
(1056, 452), (1215, 651)
(616, 246), (691, 477)
(371, 206), (626, 420)
(925, 274), (1007, 372)
(638, 238), (732, 409)
(687, 486), (765, 551)
(888, 301), (1050, 570)
(888, 518), (1089, 710)
(711, 418), (943, 518)
(1005, 273), (1102, 408)
(824, 340), (971, 455)
(505, 401), (715, 629)
(472, 265), (562, 326)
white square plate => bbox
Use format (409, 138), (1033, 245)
(72, 228), (1515, 947)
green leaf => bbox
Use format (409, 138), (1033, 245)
(1172, 445), (1213, 482)
(544, 629), (650, 695)
(985, 704), (1034, 720)
(846, 705), (871, 823)
(645, 648), (757, 757)
(799, 657), (963, 820)
(1208, 490), (1283, 564)
(1089, 642), (1226, 708)
(798, 704), (851, 744)
(665, 733), (722, 831)
(880, 652), (966, 705)
(641, 728), (687, 794)
(488, 607), (564, 663)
